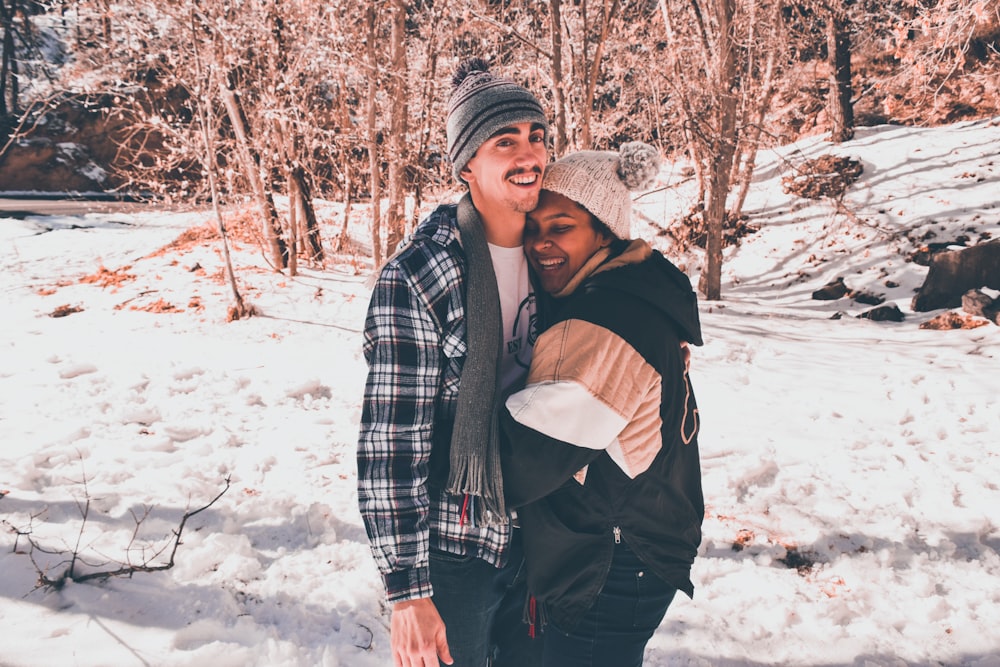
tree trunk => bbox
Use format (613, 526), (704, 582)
(0, 0), (18, 115)
(699, 0), (737, 301)
(194, 74), (251, 319)
(220, 84), (287, 270)
(384, 0), (408, 255)
(581, 0), (621, 149)
(549, 0), (569, 155)
(365, 4), (383, 267)
(100, 0), (112, 44)
(291, 166), (324, 263)
(728, 2), (781, 221)
(335, 69), (354, 253)
(287, 168), (299, 277)
(827, 6), (854, 142)
(409, 41), (439, 234)
(337, 186), (353, 253)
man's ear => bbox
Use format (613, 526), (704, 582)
(458, 167), (476, 186)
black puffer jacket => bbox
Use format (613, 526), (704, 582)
(501, 239), (704, 631)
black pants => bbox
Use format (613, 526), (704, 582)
(428, 529), (541, 667)
(541, 542), (677, 667)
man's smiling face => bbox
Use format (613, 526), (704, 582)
(461, 122), (548, 215)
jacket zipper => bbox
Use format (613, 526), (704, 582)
(613, 526), (622, 544)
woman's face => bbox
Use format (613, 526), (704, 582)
(525, 190), (612, 294)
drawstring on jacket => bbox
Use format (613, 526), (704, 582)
(528, 595), (537, 638)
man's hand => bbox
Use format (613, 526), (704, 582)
(680, 341), (691, 373)
(391, 597), (454, 667)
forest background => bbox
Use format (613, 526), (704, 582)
(1, 0), (999, 299)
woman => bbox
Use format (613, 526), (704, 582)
(500, 142), (704, 667)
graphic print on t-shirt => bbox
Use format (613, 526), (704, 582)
(489, 243), (538, 395)
(509, 293), (538, 372)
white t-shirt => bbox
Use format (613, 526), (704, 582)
(489, 243), (537, 396)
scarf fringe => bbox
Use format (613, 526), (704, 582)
(446, 463), (508, 524)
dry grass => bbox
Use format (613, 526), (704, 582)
(79, 265), (136, 289)
(920, 311), (992, 330)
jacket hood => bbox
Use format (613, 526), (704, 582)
(582, 239), (704, 346)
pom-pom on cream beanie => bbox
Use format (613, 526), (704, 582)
(541, 142), (661, 239)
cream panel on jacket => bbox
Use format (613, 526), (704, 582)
(505, 318), (664, 478)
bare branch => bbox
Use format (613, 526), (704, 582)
(10, 476), (231, 591)
(467, 10), (552, 60)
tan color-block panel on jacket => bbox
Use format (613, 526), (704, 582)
(511, 319), (664, 478)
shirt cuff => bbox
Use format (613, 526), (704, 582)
(383, 565), (433, 603)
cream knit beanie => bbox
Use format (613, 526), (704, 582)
(541, 142), (661, 239)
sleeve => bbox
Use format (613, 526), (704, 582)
(357, 261), (442, 603)
(500, 409), (603, 507)
(501, 318), (659, 506)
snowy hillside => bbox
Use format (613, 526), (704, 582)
(1, 119), (999, 666)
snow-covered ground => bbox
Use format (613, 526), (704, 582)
(2, 118), (999, 666)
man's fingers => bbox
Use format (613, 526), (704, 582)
(394, 648), (435, 667)
(390, 598), (450, 667)
(437, 628), (453, 665)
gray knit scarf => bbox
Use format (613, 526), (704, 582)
(447, 194), (507, 525)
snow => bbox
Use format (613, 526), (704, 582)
(2, 118), (1000, 666)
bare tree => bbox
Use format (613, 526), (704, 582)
(360, 1), (457, 265)
(728, 1), (784, 218)
(384, 0), (410, 255)
(332, 67), (357, 252)
(575, 0), (623, 149)
(879, 0), (1000, 123)
(200, 83), (256, 321)
(1, 0), (53, 117)
(15, 0), (998, 284)
(658, 0), (784, 299)
(0, 0), (20, 116)
(219, 83), (287, 270)
(824, 1), (856, 142)
(364, 3), (384, 266)
(69, 0), (353, 271)
(548, 0), (570, 155)
(536, 0), (626, 151)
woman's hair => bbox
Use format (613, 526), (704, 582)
(588, 212), (617, 241)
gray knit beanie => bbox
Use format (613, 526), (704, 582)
(541, 142), (661, 239)
(446, 58), (549, 182)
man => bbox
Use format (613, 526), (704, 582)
(358, 58), (548, 667)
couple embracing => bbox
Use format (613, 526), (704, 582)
(358, 58), (704, 667)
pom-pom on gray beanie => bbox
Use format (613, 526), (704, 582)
(542, 142), (661, 239)
(446, 58), (549, 183)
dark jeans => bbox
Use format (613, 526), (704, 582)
(542, 542), (677, 667)
(429, 529), (541, 667)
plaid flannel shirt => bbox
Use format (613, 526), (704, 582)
(358, 203), (512, 603)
